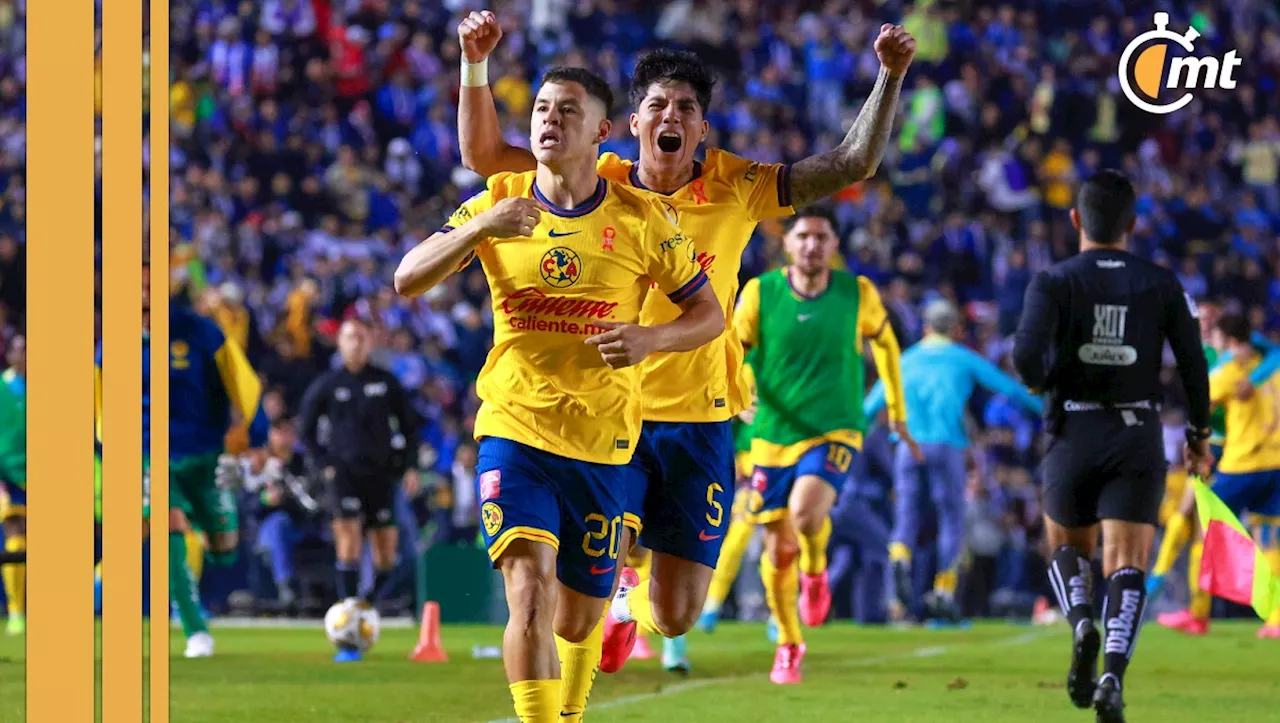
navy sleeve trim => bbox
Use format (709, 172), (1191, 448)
(667, 270), (710, 305)
(777, 164), (793, 208)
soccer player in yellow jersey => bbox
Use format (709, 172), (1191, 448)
(395, 67), (723, 723)
(456, 11), (916, 701)
(1170, 314), (1280, 638)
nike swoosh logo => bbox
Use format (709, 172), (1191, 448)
(797, 314), (813, 322)
(548, 229), (580, 237)
(699, 530), (722, 542)
(590, 564), (615, 575)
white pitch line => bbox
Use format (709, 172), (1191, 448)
(172, 616), (418, 629)
(994, 629), (1057, 646)
(483, 629), (1053, 723)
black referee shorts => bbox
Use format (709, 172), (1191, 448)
(326, 466), (397, 529)
(1040, 408), (1167, 528)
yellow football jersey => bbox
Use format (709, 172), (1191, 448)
(596, 148), (795, 423)
(1210, 357), (1280, 474)
(441, 171), (709, 465)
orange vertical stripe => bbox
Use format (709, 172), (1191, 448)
(102, 0), (145, 720)
(27, 0), (96, 720)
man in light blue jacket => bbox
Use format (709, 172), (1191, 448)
(866, 300), (1042, 622)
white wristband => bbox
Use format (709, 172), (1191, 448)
(461, 58), (489, 88)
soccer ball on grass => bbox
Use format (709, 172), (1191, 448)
(324, 597), (381, 652)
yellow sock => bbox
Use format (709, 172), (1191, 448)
(933, 568), (958, 598)
(2, 534), (25, 616)
(889, 542), (912, 564)
(1188, 541), (1212, 619)
(760, 554), (803, 646)
(186, 530), (205, 581)
(1153, 513), (1191, 576)
(625, 578), (666, 636)
(509, 680), (560, 723)
(628, 547), (652, 582)
(555, 614), (604, 721)
(1264, 548), (1280, 627)
(798, 517), (832, 576)
(704, 518), (754, 612)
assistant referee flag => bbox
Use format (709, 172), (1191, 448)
(1192, 477), (1280, 619)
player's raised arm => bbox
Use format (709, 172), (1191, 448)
(457, 11), (538, 176)
(787, 24), (916, 208)
(394, 190), (542, 297)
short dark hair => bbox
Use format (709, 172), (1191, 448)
(541, 67), (614, 117)
(784, 206), (839, 235)
(1217, 313), (1252, 344)
(629, 49), (716, 114)
(1075, 170), (1136, 245)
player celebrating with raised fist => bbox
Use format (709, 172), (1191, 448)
(456, 10), (916, 709)
(395, 66), (723, 723)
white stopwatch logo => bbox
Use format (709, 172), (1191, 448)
(1118, 12), (1242, 115)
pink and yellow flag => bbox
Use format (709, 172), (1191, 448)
(1192, 477), (1280, 620)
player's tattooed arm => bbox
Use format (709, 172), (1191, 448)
(788, 25), (915, 207)
(788, 68), (904, 208)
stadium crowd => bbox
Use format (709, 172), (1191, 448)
(149, 0), (1280, 621)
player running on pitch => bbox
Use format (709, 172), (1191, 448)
(167, 267), (269, 658)
(456, 11), (915, 708)
(395, 67), (723, 723)
(735, 207), (917, 683)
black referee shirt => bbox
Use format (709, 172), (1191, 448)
(298, 363), (418, 478)
(1012, 248), (1210, 433)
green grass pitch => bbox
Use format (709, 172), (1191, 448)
(1, 620), (1278, 721)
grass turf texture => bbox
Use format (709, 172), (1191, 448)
(1, 621), (1278, 722)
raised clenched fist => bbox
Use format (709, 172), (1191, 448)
(458, 10), (503, 64)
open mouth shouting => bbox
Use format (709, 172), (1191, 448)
(538, 128), (563, 149)
(656, 130), (683, 154)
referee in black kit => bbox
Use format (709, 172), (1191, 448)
(1012, 170), (1212, 723)
(299, 319), (419, 620)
